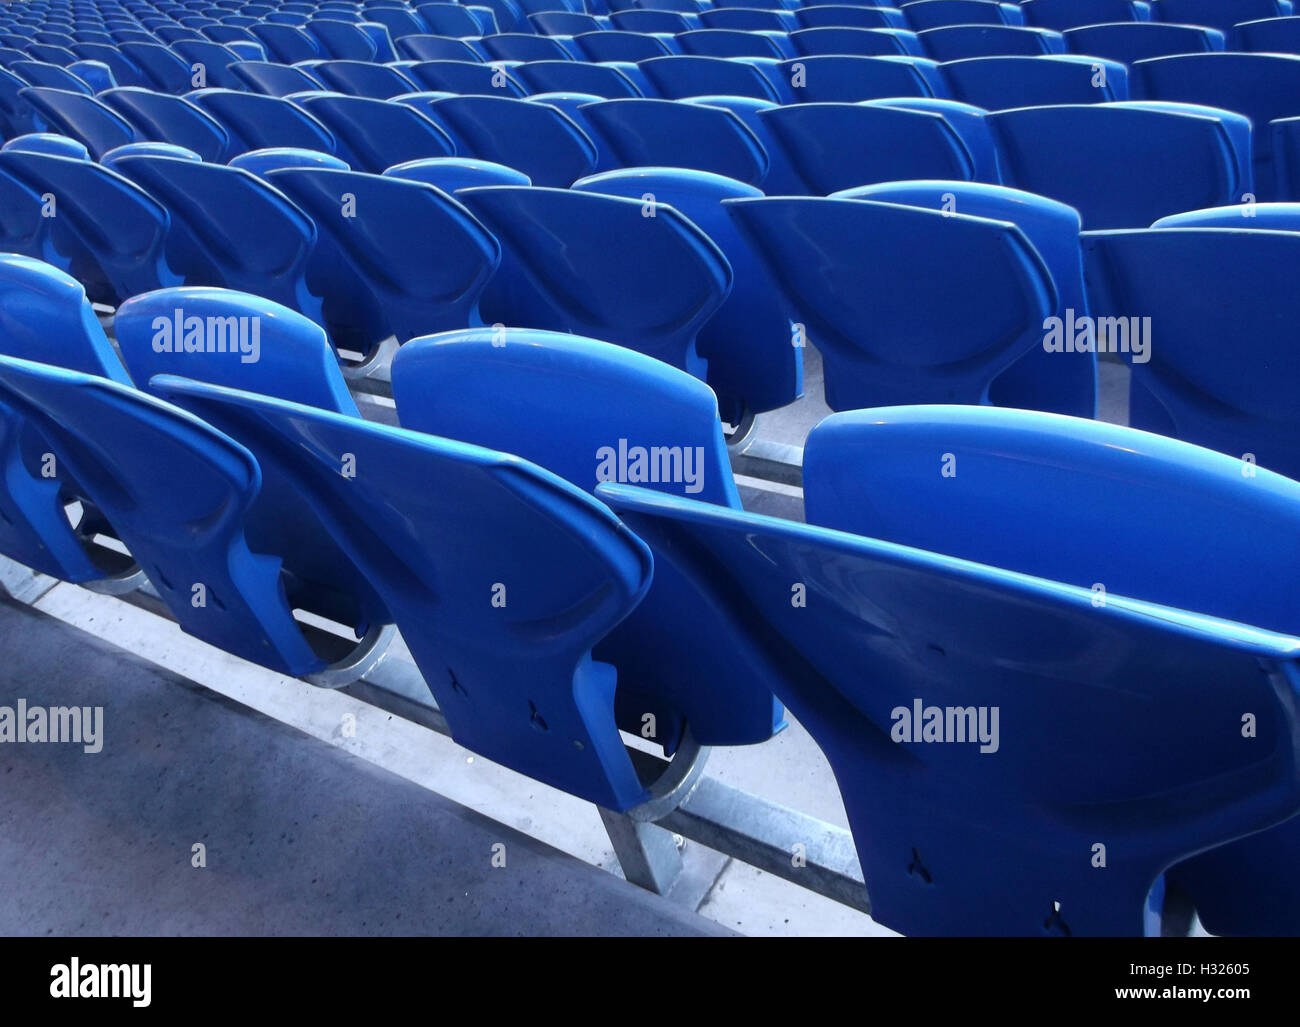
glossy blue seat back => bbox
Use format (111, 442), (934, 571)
(391, 328), (784, 751)
(460, 184), (730, 375)
(396, 34), (485, 61)
(171, 39), (247, 89)
(311, 58), (416, 98)
(0, 148), (176, 305)
(425, 94), (596, 187)
(480, 31), (577, 62)
(252, 22), (323, 63)
(638, 54), (781, 100)
(100, 86), (232, 162)
(405, 58), (527, 96)
(919, 24), (1065, 59)
(531, 11), (606, 34)
(229, 147), (350, 176)
(70, 42), (152, 87)
(110, 154), (321, 322)
(579, 97), (768, 186)
(779, 55), (944, 102)
(17, 86), (137, 159)
(1131, 53), (1300, 200)
(676, 27), (788, 58)
(942, 55), (1128, 108)
(862, 97), (1000, 182)
(758, 103), (975, 194)
(266, 166), (500, 350)
(902, 0), (1023, 30)
(573, 30), (674, 63)
(118, 41), (194, 93)
(989, 103), (1250, 228)
(0, 353), (323, 675)
(789, 26), (921, 56)
(702, 8), (798, 31)
(11, 59), (93, 93)
(298, 92), (455, 171)
(574, 167), (801, 420)
(838, 180), (1095, 416)
(0, 66), (40, 137)
(1083, 225), (1300, 476)
(726, 196), (1056, 410)
(152, 372), (655, 811)
(229, 60), (325, 96)
(600, 404), (1300, 934)
(515, 59), (643, 97)
(1235, 14), (1300, 53)
(191, 88), (338, 155)
(384, 155), (531, 189)
(1020, 0), (1151, 30)
(796, 5), (911, 29)
(1150, 0), (1291, 33)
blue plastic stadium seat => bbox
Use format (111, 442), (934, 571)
(796, 5), (911, 29)
(942, 55), (1128, 109)
(989, 102), (1252, 228)
(608, 10), (698, 34)
(727, 196), (1061, 409)
(578, 97), (768, 185)
(190, 88), (339, 155)
(108, 153), (321, 322)
(514, 58), (643, 97)
(390, 328), (785, 753)
(297, 93), (455, 171)
(863, 97), (1000, 180)
(1062, 22), (1224, 63)
(10, 59), (93, 93)
(385, 155), (531, 189)
(118, 41), (195, 92)
(575, 167), (802, 420)
(0, 66), (40, 137)
(480, 31), (578, 62)
(0, 146), (177, 304)
(404, 58), (527, 95)
(1150, 0), (1291, 34)
(459, 184), (730, 375)
(70, 42), (152, 88)
(153, 370), (656, 811)
(416, 3), (492, 37)
(251, 22), (323, 64)
(66, 59), (116, 94)
(600, 404), (1300, 934)
(1, 133), (88, 159)
(422, 94), (596, 187)
(920, 24), (1065, 59)
(573, 29), (675, 62)
(364, 6), (430, 40)
(229, 147), (350, 177)
(902, 0), (1024, 29)
(701, 8), (798, 31)
(1235, 14), (1300, 51)
(675, 28), (790, 58)
(17, 86), (137, 159)
(789, 26), (922, 55)
(1130, 53), (1300, 199)
(229, 60), (325, 96)
(530, 11), (607, 35)
(305, 18), (380, 60)
(757, 102), (978, 194)
(395, 34), (485, 61)
(841, 179), (1096, 417)
(779, 55), (946, 102)
(170, 39), (247, 89)
(99, 86), (233, 162)
(1021, 0), (1151, 28)
(265, 165), (500, 354)
(306, 60), (414, 99)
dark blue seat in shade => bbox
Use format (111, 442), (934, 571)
(1150, 0), (1292, 33)
(404, 59), (527, 96)
(675, 28), (790, 58)
(1062, 22), (1224, 63)
(862, 97), (1000, 181)
(574, 167), (801, 420)
(10, 59), (93, 93)
(384, 155), (531, 189)
(637, 55), (781, 100)
(413, 5), (489, 38)
(790, 26), (924, 56)
(459, 185), (730, 376)
(600, 405), (1300, 935)
(118, 41), (196, 93)
(677, 94), (803, 192)
(153, 371), (655, 812)
(841, 180), (1096, 417)
(229, 147), (350, 177)
(0, 148), (176, 305)
(578, 97), (768, 186)
(203, 24), (264, 48)
(779, 55), (947, 102)
(305, 18), (382, 60)
(0, 353), (327, 674)
(920, 24), (1065, 60)
(1020, 0), (1151, 29)
(572, 29), (675, 63)
(251, 22), (323, 63)
(23, 44), (78, 66)
(70, 42), (153, 87)
(364, 6), (431, 40)
(395, 34), (485, 61)
(756, 103), (976, 194)
(0, 152), (50, 261)
(514, 59), (643, 97)
(0, 66), (40, 137)
(422, 94), (596, 187)
(479, 32), (578, 62)
(17, 87), (137, 159)
(264, 166), (499, 355)
(1235, 14), (1300, 51)
(189, 88), (338, 155)
(110, 287), (392, 638)
(1131, 53), (1300, 200)
(228, 61), (325, 97)
(942, 55), (1129, 109)
(67, 59), (117, 94)
(297, 93), (455, 172)
(795, 5), (911, 29)
(700, 8), (798, 31)
(988, 102), (1251, 228)
(107, 154), (321, 323)
(608, 10), (698, 34)
(391, 329), (785, 755)
(726, 197), (1056, 410)
(310, 58), (416, 98)
(900, 0), (1024, 30)
(99, 86), (232, 162)
(1266, 118), (1300, 198)
(170, 39), (247, 89)
(529, 11), (607, 35)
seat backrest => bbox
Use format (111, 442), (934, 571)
(862, 96), (1001, 181)
(305, 18), (379, 60)
(311, 58), (416, 98)
(118, 41), (194, 92)
(796, 5), (911, 29)
(171, 39), (247, 89)
(579, 97), (768, 185)
(384, 155), (531, 188)
(530, 11), (605, 35)
(152, 371), (655, 812)
(396, 33), (484, 61)
(600, 404), (1300, 934)
(298, 92), (455, 171)
(191, 88), (338, 155)
(1063, 21), (1222, 63)
(942, 54), (1128, 108)
(425, 94), (597, 187)
(515, 58), (643, 97)
(726, 195), (1056, 409)
(229, 60), (325, 97)
(637, 54), (781, 100)
(789, 26), (919, 56)
(758, 102), (975, 193)
(404, 58), (527, 96)
(70, 42), (152, 87)
(701, 8), (796, 31)
(251, 22), (323, 63)
(675, 27), (787, 58)
(608, 9), (695, 34)
(919, 23), (1064, 59)
(229, 147), (350, 177)
(480, 31), (577, 62)
(416, 3), (487, 37)
(17, 86), (137, 159)
(779, 55), (944, 102)
(1151, 0), (1290, 33)
(1020, 0), (1150, 29)
(459, 184), (731, 374)
(100, 86), (232, 162)
(1236, 14), (1300, 52)
(1083, 224), (1300, 476)
(11, 59), (93, 93)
